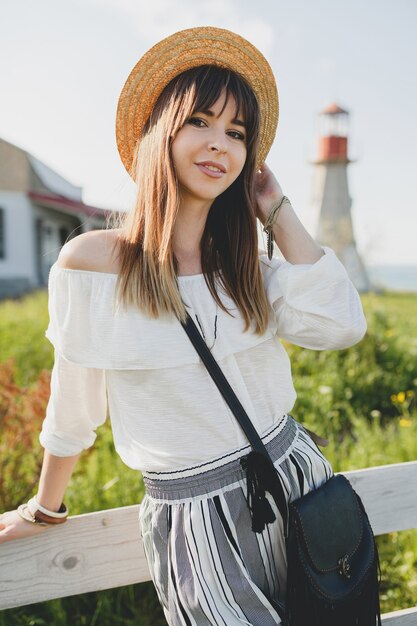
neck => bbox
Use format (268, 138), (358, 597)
(173, 197), (212, 275)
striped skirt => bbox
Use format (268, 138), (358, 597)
(139, 414), (333, 626)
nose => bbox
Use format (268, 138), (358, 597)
(208, 131), (227, 154)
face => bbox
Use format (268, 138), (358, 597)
(171, 90), (247, 207)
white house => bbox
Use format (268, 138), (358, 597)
(0, 137), (116, 299)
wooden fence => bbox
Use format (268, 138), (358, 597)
(1, 461), (417, 624)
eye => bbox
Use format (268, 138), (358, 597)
(228, 130), (246, 141)
(187, 117), (206, 127)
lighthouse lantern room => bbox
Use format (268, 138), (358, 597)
(317, 103), (350, 163)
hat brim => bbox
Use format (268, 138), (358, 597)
(116, 26), (279, 177)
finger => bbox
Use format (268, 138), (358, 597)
(0, 528), (13, 543)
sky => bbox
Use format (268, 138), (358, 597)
(1, 0), (416, 266)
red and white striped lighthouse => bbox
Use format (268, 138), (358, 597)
(312, 103), (370, 291)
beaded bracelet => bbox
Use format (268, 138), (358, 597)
(263, 195), (291, 260)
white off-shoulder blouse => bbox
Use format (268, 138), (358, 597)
(39, 246), (367, 472)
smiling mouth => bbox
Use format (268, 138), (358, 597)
(204, 164), (223, 172)
(196, 163), (226, 178)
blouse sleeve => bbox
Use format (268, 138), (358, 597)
(261, 246), (367, 350)
(39, 350), (108, 456)
(39, 263), (108, 456)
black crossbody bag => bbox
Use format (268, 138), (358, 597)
(181, 311), (382, 626)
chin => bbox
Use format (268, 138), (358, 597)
(183, 187), (225, 203)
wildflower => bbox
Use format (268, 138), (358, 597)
(390, 394), (397, 403)
(406, 390), (414, 398)
(399, 418), (412, 428)
(370, 410), (381, 418)
(397, 391), (406, 403)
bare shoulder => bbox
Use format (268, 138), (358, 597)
(57, 229), (122, 273)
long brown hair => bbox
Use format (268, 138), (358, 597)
(110, 65), (270, 334)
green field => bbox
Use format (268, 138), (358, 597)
(0, 288), (416, 624)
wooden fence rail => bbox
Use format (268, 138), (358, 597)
(1, 461), (417, 624)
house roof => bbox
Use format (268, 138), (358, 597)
(28, 154), (83, 201)
(1, 136), (122, 221)
(28, 190), (113, 219)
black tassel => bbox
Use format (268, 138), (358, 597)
(242, 451), (276, 532)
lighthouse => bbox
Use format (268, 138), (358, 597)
(311, 103), (371, 291)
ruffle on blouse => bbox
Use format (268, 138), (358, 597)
(45, 246), (366, 369)
(45, 265), (277, 370)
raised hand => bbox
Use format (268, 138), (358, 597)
(254, 162), (284, 223)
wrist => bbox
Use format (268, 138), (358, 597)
(36, 495), (64, 513)
(258, 194), (286, 224)
(263, 196), (291, 228)
(17, 495), (69, 526)
(262, 196), (292, 260)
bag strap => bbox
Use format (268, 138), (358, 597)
(181, 311), (271, 458)
(180, 311), (289, 533)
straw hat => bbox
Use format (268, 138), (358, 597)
(116, 26), (279, 177)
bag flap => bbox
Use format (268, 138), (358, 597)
(289, 474), (364, 573)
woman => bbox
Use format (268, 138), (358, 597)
(0, 27), (367, 625)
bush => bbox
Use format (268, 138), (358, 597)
(287, 303), (417, 443)
(0, 291), (52, 387)
(0, 359), (49, 511)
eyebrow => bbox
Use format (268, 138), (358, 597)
(198, 108), (247, 129)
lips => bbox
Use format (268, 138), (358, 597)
(196, 161), (227, 178)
